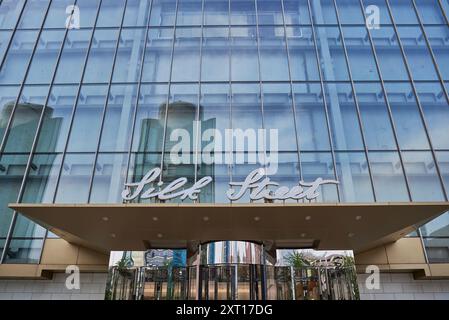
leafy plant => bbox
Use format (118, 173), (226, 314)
(285, 251), (311, 268)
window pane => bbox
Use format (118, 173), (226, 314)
(363, 0), (392, 24)
(315, 27), (350, 81)
(54, 29), (93, 84)
(171, 28), (201, 82)
(256, 0), (283, 25)
(4, 239), (44, 264)
(99, 85), (138, 152)
(424, 238), (449, 263)
(0, 154), (28, 237)
(262, 83), (297, 152)
(200, 83), (230, 134)
(90, 153), (129, 203)
(96, 0), (126, 27)
(283, 0), (311, 25)
(356, 82), (396, 150)
(21, 154), (62, 204)
(132, 84), (168, 152)
(436, 151), (449, 198)
(35, 85), (78, 153)
(177, 0), (203, 26)
(44, 0), (76, 28)
(416, 82), (449, 149)
(18, 0), (50, 29)
(66, 85), (108, 152)
(370, 27), (409, 81)
(286, 27), (320, 81)
(294, 83), (331, 151)
(396, 26), (439, 81)
(258, 26), (289, 81)
(150, 0), (177, 26)
(421, 212), (449, 237)
(112, 28), (146, 83)
(335, 0), (364, 24)
(77, 0), (101, 28)
(231, 83), (263, 146)
(0, 85), (21, 144)
(342, 26), (379, 81)
(442, 0), (449, 18)
(268, 153), (301, 204)
(388, 0), (419, 24)
(11, 215), (45, 238)
(402, 151), (445, 202)
(3, 85), (49, 153)
(204, 0), (229, 26)
(123, 0), (151, 27)
(384, 82), (429, 150)
(325, 83), (364, 150)
(0, 0), (26, 29)
(424, 26), (449, 81)
(142, 27), (174, 83)
(202, 27), (230, 82)
(309, 0), (338, 25)
(198, 152), (230, 204)
(414, 0), (446, 24)
(0, 30), (40, 85)
(26, 30), (66, 84)
(0, 31), (12, 64)
(335, 152), (374, 202)
(369, 151), (409, 202)
(55, 153), (95, 203)
(301, 152), (339, 202)
(83, 29), (120, 83)
(230, 0), (256, 25)
(231, 27), (259, 81)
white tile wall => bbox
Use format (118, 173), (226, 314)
(358, 272), (449, 300)
(0, 273), (108, 300)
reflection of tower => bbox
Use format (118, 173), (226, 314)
(0, 101), (62, 256)
(134, 100), (216, 202)
(135, 100), (216, 265)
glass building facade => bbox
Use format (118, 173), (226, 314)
(0, 0), (449, 266)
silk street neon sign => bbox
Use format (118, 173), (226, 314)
(122, 168), (339, 202)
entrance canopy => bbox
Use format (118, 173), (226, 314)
(10, 202), (449, 254)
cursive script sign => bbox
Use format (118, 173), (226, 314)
(227, 168), (339, 201)
(122, 168), (339, 202)
(122, 168), (212, 201)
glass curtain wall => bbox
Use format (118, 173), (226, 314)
(0, 0), (448, 263)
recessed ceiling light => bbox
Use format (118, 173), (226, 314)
(110, 233), (116, 238)
(301, 233), (307, 238)
(203, 216), (210, 222)
(355, 216), (362, 221)
(152, 217), (158, 222)
(305, 216), (311, 221)
(348, 233), (355, 238)
(157, 233), (163, 238)
(102, 217), (109, 222)
(254, 216), (261, 222)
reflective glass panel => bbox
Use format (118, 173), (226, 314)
(368, 151), (409, 202)
(335, 152), (374, 202)
(66, 85), (108, 152)
(99, 85), (139, 152)
(0, 30), (39, 85)
(3, 85), (49, 153)
(402, 151), (445, 202)
(55, 153), (95, 203)
(294, 83), (331, 151)
(83, 29), (120, 83)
